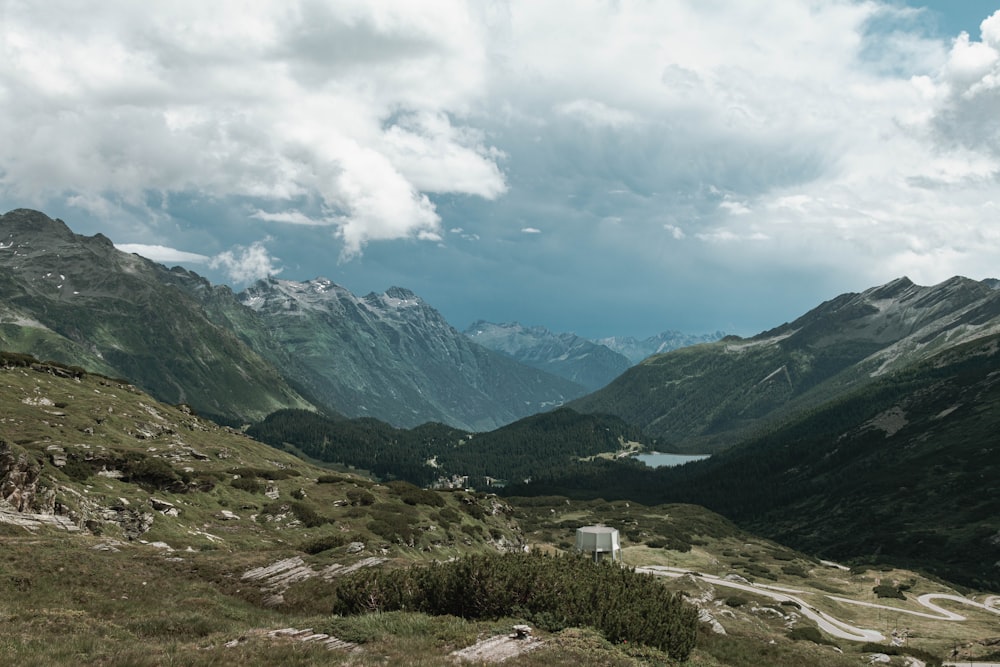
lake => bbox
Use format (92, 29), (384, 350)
(634, 452), (710, 468)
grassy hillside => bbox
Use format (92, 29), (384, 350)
(5, 352), (999, 665)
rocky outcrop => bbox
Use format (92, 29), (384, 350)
(1, 440), (54, 514)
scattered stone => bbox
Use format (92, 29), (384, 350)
(215, 510), (241, 521)
(21, 396), (54, 407)
(868, 654), (891, 664)
(698, 608), (727, 635)
(510, 625), (532, 639)
(452, 631), (543, 663)
(225, 627), (358, 652)
(46, 445), (67, 467)
(724, 573), (751, 585)
(346, 541), (365, 554)
(149, 498), (179, 516)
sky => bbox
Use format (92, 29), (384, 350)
(2, 1), (1000, 339)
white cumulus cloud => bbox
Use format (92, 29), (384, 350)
(0, 1), (507, 256)
(115, 244), (210, 264)
(209, 241), (281, 285)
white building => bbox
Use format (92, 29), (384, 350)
(574, 525), (622, 563)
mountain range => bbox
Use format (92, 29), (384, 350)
(0, 209), (585, 430)
(4, 207), (1000, 663)
(595, 330), (727, 364)
(463, 320), (633, 390)
(570, 275), (1000, 453)
(464, 321), (727, 391)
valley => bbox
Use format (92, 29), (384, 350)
(2, 209), (1000, 665)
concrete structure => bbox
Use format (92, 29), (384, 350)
(575, 525), (622, 563)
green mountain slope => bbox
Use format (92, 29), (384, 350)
(570, 276), (1000, 453)
(5, 353), (997, 666)
(0, 209), (313, 422)
(1, 209), (586, 431)
(513, 332), (1000, 590)
(248, 407), (647, 487)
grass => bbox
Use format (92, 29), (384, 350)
(2, 362), (999, 665)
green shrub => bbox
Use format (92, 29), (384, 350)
(331, 552), (699, 661)
(872, 584), (906, 600)
(121, 454), (188, 492)
(781, 564), (809, 577)
(347, 488), (376, 506)
(301, 533), (349, 554)
(230, 476), (263, 493)
(788, 625), (835, 646)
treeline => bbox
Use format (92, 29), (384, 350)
(247, 407), (648, 487)
(331, 551), (698, 660)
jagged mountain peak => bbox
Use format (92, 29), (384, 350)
(464, 320), (632, 391)
(863, 275), (915, 300)
(383, 286), (419, 301)
(239, 276), (358, 315)
(1, 208), (74, 239)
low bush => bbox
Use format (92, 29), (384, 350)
(346, 488), (376, 506)
(331, 551), (699, 661)
(230, 477), (263, 493)
(872, 584), (906, 600)
(788, 625), (836, 646)
(781, 564), (809, 577)
(301, 533), (349, 554)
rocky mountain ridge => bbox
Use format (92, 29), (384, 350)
(570, 274), (1000, 452)
(595, 329), (727, 364)
(463, 320), (632, 391)
(0, 209), (584, 430)
(231, 277), (586, 431)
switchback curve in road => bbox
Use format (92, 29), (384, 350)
(638, 565), (1000, 643)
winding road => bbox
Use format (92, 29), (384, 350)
(637, 565), (1000, 643)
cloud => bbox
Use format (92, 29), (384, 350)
(250, 209), (331, 226)
(209, 241), (281, 285)
(555, 99), (638, 129)
(664, 225), (686, 240)
(115, 244), (210, 264)
(3, 1), (1000, 337)
(521, 227), (541, 234)
(929, 10), (1000, 157)
(0, 1), (506, 256)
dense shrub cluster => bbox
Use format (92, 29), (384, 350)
(331, 551), (698, 661)
(872, 584), (906, 600)
(346, 488), (376, 506)
(788, 625), (836, 646)
(230, 476), (263, 493)
(386, 480), (445, 507)
(301, 533), (350, 554)
(259, 501), (332, 528)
